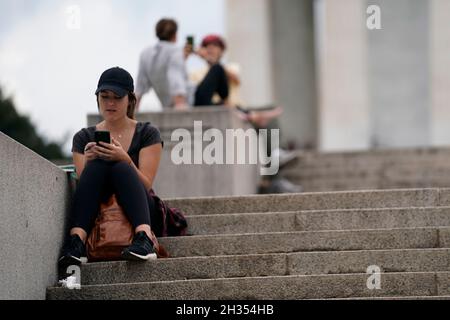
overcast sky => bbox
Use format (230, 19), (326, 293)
(0, 0), (224, 153)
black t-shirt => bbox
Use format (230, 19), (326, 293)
(71, 121), (163, 167)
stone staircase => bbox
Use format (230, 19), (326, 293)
(47, 188), (450, 299)
(281, 148), (450, 192)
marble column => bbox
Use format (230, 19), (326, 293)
(225, 0), (274, 107)
(316, 0), (370, 150)
(430, 0), (450, 146)
(366, 0), (430, 148)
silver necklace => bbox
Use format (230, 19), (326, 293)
(103, 125), (124, 139)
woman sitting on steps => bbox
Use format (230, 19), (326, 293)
(59, 67), (165, 267)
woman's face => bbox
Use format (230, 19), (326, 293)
(204, 43), (224, 64)
(98, 90), (128, 121)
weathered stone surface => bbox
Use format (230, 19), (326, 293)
(0, 132), (71, 300)
(47, 272), (449, 300)
(78, 248), (450, 286)
(157, 227), (442, 258)
(185, 207), (450, 235)
(166, 189), (441, 216)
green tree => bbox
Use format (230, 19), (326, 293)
(0, 87), (68, 160)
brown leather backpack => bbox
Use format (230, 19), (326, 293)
(86, 194), (169, 262)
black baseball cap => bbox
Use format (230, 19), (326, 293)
(95, 67), (134, 97)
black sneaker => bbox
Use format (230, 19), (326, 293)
(121, 231), (157, 261)
(58, 234), (87, 267)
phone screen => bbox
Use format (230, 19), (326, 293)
(95, 131), (111, 145)
(186, 35), (194, 47)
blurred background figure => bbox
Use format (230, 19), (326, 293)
(190, 34), (230, 107)
(135, 18), (191, 110)
(188, 34), (301, 193)
(135, 21), (232, 112)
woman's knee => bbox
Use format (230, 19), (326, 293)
(83, 158), (109, 172)
(110, 161), (135, 177)
(78, 159), (109, 180)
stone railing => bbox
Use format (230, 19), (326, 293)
(0, 132), (72, 299)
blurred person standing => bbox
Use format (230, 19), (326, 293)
(135, 18), (192, 110)
(136, 20), (231, 111)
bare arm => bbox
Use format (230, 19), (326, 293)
(73, 142), (97, 178)
(226, 69), (240, 86)
(132, 143), (162, 191)
(73, 152), (85, 178)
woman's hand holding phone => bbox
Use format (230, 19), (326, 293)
(83, 142), (98, 162)
(94, 138), (131, 163)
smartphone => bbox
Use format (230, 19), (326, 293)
(94, 131), (111, 146)
(186, 35), (194, 47)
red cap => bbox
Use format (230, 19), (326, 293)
(201, 34), (226, 50)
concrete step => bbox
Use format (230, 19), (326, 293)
(79, 248), (450, 285)
(280, 150), (450, 192)
(282, 165), (450, 178)
(167, 188), (450, 216)
(282, 174), (450, 186)
(286, 148), (450, 168)
(286, 182), (450, 192)
(282, 159), (450, 171)
(46, 271), (450, 300)
(49, 188), (450, 300)
(186, 207), (450, 235)
(285, 163), (450, 175)
(157, 227), (450, 258)
(329, 296), (450, 300)
(282, 172), (450, 185)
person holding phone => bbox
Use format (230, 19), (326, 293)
(135, 19), (230, 110)
(59, 66), (165, 266)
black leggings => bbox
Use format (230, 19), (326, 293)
(70, 159), (161, 234)
(194, 63), (229, 106)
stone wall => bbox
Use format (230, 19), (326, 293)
(0, 132), (71, 299)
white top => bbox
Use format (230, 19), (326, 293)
(136, 41), (194, 107)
